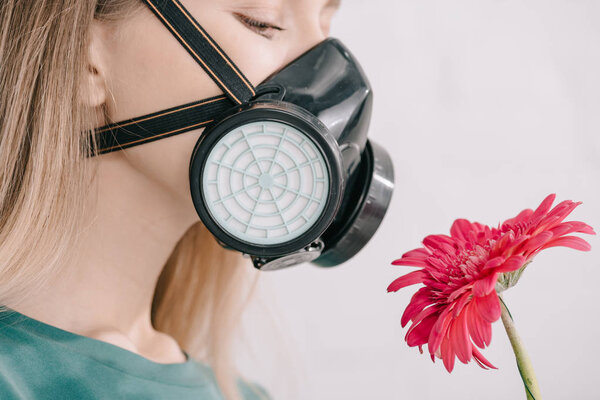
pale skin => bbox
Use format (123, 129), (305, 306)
(11, 0), (339, 364)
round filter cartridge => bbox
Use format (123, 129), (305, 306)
(201, 120), (330, 246)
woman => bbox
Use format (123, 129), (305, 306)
(0, 0), (340, 398)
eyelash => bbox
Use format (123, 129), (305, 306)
(234, 13), (283, 39)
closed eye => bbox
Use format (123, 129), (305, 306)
(234, 12), (284, 39)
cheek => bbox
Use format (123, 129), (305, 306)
(99, 1), (284, 206)
(120, 128), (203, 207)
(103, 1), (284, 128)
(103, 10), (222, 123)
(99, 10), (215, 206)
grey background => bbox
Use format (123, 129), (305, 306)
(237, 1), (600, 399)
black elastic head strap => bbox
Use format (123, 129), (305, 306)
(88, 0), (256, 156)
(142, 0), (255, 104)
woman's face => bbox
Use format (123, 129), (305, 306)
(95, 0), (339, 220)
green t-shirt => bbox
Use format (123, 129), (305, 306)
(0, 308), (270, 399)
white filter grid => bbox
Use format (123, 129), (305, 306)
(203, 121), (330, 245)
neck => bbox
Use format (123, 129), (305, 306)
(10, 146), (199, 359)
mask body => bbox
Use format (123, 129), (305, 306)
(90, 0), (394, 271)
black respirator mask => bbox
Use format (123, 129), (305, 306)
(89, 0), (394, 271)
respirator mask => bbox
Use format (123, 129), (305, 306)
(89, 0), (395, 271)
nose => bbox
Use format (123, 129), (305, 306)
(282, 12), (327, 67)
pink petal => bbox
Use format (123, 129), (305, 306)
(540, 235), (592, 252)
(547, 200), (581, 226)
(570, 221), (596, 235)
(474, 291), (501, 323)
(467, 230), (479, 244)
(401, 248), (432, 259)
(481, 319), (492, 346)
(530, 193), (556, 223)
(466, 305), (486, 348)
(392, 258), (430, 268)
(448, 284), (473, 303)
(503, 208), (533, 227)
(387, 270), (427, 292)
(502, 235), (530, 256)
(471, 346), (497, 370)
(548, 222), (578, 238)
(472, 222), (488, 232)
(426, 257), (446, 271)
(472, 272), (499, 297)
(519, 231), (554, 254)
(401, 287), (432, 327)
(533, 214), (561, 233)
(406, 305), (439, 334)
(516, 208), (535, 222)
(423, 235), (456, 255)
(406, 311), (439, 347)
(495, 255), (526, 273)
(489, 234), (512, 258)
(440, 336), (456, 373)
(482, 225), (493, 241)
(428, 307), (453, 354)
(452, 291), (472, 317)
(481, 256), (505, 272)
(451, 311), (472, 364)
(471, 355), (489, 369)
(450, 219), (475, 241)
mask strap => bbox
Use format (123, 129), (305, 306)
(91, 94), (233, 155)
(88, 0), (255, 156)
(142, 0), (255, 104)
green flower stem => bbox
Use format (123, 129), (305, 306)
(499, 295), (542, 400)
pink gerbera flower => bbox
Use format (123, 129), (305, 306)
(387, 193), (595, 373)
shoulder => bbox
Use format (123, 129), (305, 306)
(236, 377), (272, 400)
(191, 357), (271, 400)
(0, 372), (29, 399)
(0, 327), (36, 400)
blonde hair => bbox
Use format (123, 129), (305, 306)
(0, 1), (262, 398)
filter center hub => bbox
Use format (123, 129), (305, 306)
(258, 173), (275, 189)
